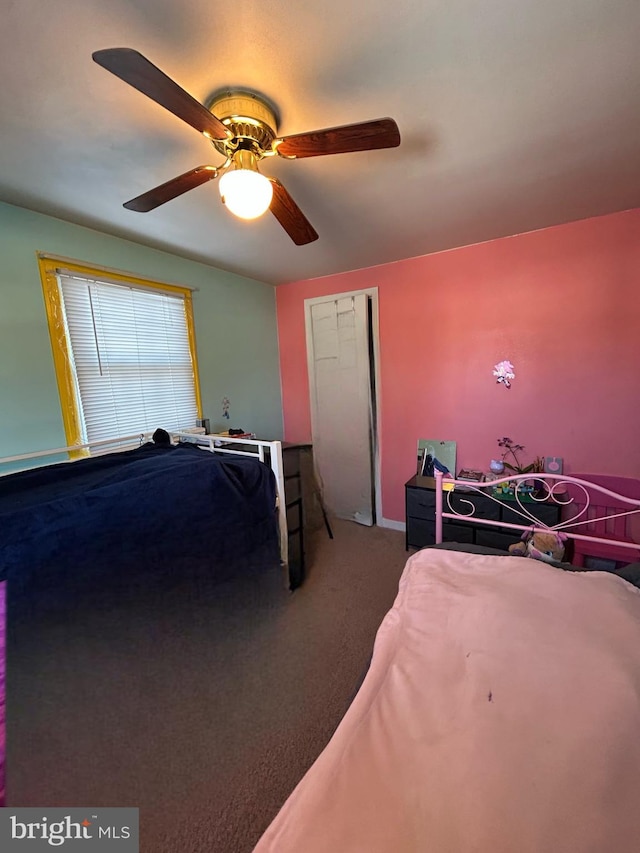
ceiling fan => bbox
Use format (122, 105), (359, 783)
(92, 48), (401, 245)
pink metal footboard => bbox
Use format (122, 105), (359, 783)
(434, 471), (640, 559)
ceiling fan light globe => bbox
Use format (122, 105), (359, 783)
(219, 169), (273, 220)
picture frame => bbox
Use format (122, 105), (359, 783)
(417, 439), (457, 478)
(544, 456), (564, 475)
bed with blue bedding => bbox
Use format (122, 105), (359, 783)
(0, 441), (280, 614)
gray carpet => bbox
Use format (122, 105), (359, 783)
(7, 519), (407, 852)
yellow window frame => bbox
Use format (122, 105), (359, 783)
(38, 254), (203, 448)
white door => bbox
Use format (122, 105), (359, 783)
(306, 292), (374, 525)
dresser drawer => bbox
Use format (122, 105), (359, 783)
(282, 447), (301, 477)
(407, 517), (435, 548)
(447, 491), (500, 523)
(476, 529), (520, 551)
(286, 501), (301, 533)
(442, 522), (474, 543)
(287, 528), (304, 590)
(500, 501), (559, 527)
(406, 488), (436, 520)
(285, 475), (301, 503)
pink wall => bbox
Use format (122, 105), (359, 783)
(276, 209), (640, 522)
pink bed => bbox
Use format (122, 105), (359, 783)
(253, 547), (640, 852)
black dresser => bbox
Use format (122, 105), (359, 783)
(405, 475), (561, 551)
(282, 443), (308, 590)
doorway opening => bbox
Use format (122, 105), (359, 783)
(304, 288), (381, 526)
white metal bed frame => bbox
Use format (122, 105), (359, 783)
(434, 470), (640, 559)
(171, 431), (287, 567)
(0, 431), (288, 569)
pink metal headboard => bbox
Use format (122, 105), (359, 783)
(434, 471), (640, 557)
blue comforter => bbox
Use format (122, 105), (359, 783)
(0, 443), (279, 611)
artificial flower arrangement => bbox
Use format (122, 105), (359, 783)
(497, 437), (544, 475)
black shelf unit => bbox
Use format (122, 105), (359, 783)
(282, 443), (307, 590)
(405, 475), (561, 551)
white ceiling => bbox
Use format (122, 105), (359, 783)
(1, 0), (639, 285)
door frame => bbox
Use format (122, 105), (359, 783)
(304, 287), (382, 526)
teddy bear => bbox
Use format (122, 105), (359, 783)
(508, 528), (568, 564)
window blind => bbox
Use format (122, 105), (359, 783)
(58, 273), (198, 443)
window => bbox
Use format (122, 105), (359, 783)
(39, 256), (202, 447)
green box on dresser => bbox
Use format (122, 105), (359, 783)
(405, 475), (561, 551)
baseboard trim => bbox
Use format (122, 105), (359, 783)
(378, 517), (406, 532)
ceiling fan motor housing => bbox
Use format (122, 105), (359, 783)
(207, 90), (279, 157)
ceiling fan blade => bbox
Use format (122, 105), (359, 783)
(92, 48), (230, 140)
(124, 165), (220, 212)
(276, 117), (400, 159)
(269, 179), (318, 245)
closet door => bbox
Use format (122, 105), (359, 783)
(306, 293), (374, 525)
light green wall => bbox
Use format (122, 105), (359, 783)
(0, 201), (283, 457)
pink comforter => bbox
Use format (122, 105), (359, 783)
(253, 549), (640, 852)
